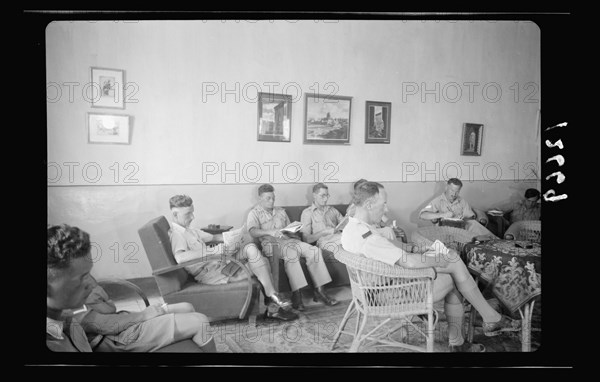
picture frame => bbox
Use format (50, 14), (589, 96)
(365, 101), (391, 143)
(304, 93), (352, 145)
(87, 113), (132, 144)
(461, 123), (483, 156)
(90, 67), (125, 109)
(257, 92), (292, 142)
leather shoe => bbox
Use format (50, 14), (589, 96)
(291, 291), (305, 311)
(264, 303), (298, 321)
(449, 341), (485, 352)
(267, 292), (292, 309)
(313, 289), (338, 306)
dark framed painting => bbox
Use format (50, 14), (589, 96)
(365, 101), (391, 143)
(257, 92), (292, 142)
(461, 123), (484, 156)
(90, 67), (125, 109)
(304, 93), (352, 145)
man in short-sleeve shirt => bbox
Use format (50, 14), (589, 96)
(169, 195), (296, 321)
(247, 184), (338, 311)
(341, 182), (520, 352)
(419, 178), (497, 238)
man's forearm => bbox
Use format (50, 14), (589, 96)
(80, 310), (148, 335)
(248, 227), (275, 238)
(420, 211), (444, 220)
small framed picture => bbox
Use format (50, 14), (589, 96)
(257, 92), (292, 142)
(304, 93), (352, 145)
(461, 123), (483, 156)
(90, 67), (125, 109)
(87, 113), (131, 144)
(365, 101), (391, 143)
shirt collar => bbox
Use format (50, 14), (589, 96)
(171, 221), (187, 234)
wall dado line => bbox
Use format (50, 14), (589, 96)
(48, 179), (539, 279)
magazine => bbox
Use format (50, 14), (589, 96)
(280, 221), (303, 234)
(222, 227), (245, 252)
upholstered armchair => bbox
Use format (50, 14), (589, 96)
(138, 216), (261, 324)
(96, 278), (202, 352)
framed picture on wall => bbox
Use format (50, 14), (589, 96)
(304, 93), (352, 145)
(90, 67), (125, 109)
(365, 101), (391, 143)
(257, 92), (292, 142)
(461, 123), (483, 156)
(87, 113), (131, 144)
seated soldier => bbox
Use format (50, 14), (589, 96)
(341, 182), (521, 352)
(47, 224), (216, 352)
(419, 178), (497, 238)
(301, 182), (414, 258)
(247, 184), (338, 311)
(168, 195), (297, 322)
(345, 179), (406, 242)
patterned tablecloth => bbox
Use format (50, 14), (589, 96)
(462, 239), (541, 315)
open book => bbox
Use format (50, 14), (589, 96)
(280, 221), (303, 234)
(423, 239), (451, 257)
(222, 227), (245, 251)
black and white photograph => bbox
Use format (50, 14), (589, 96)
(32, 10), (572, 374)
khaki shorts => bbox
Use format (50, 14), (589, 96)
(95, 313), (176, 352)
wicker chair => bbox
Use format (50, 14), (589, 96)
(411, 226), (477, 254)
(330, 250), (437, 352)
(504, 220), (541, 243)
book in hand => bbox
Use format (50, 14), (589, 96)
(280, 221), (303, 234)
(222, 227), (245, 249)
(423, 239), (450, 257)
(335, 216), (349, 232)
(221, 260), (242, 277)
(439, 218), (466, 229)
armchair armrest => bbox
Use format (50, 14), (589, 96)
(96, 277), (150, 307)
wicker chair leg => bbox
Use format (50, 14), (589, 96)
(330, 300), (355, 351)
(520, 301), (533, 352)
(350, 312), (368, 352)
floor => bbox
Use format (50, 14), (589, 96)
(108, 277), (539, 352)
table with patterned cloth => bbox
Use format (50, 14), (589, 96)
(462, 239), (541, 351)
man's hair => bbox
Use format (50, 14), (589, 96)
(353, 178), (368, 191)
(353, 181), (384, 206)
(169, 195), (193, 209)
(447, 178), (463, 188)
(313, 182), (328, 193)
(524, 188), (541, 199)
(258, 184), (274, 196)
(47, 224), (90, 276)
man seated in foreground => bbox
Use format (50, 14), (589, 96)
(340, 182), (521, 352)
(47, 224), (216, 352)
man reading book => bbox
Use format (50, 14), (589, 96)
(247, 184), (338, 311)
(419, 178), (497, 238)
(169, 195), (297, 321)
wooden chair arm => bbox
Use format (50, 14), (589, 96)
(96, 277), (150, 307)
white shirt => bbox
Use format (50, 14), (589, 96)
(340, 217), (408, 266)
